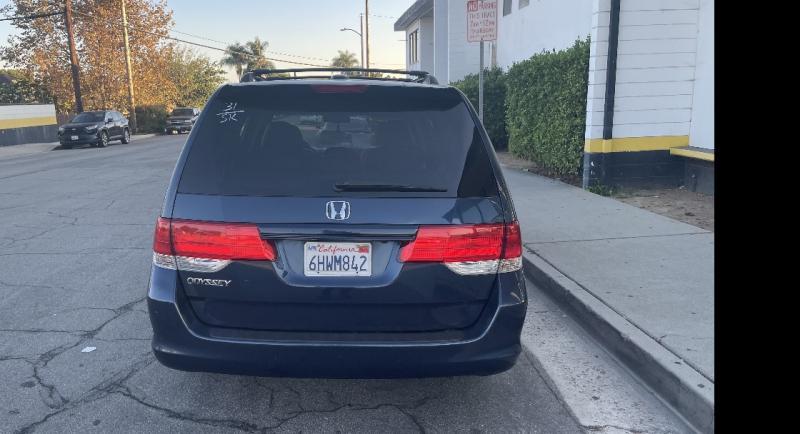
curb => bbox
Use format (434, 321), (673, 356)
(0, 142), (59, 159)
(130, 133), (157, 141)
(0, 133), (160, 158)
(522, 250), (714, 433)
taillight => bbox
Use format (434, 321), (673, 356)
(399, 222), (523, 275)
(499, 221), (523, 273)
(152, 217), (176, 270)
(152, 218), (276, 273)
(170, 220), (275, 260)
(399, 224), (504, 263)
(153, 217), (172, 255)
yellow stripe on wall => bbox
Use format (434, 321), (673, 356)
(670, 147), (715, 162)
(0, 116), (58, 130)
(584, 135), (690, 153)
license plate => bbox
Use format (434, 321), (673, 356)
(303, 242), (371, 276)
(70, 135), (79, 140)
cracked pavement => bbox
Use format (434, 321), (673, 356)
(0, 136), (589, 433)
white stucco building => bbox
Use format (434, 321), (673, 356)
(495, 0), (593, 69)
(583, 0), (714, 192)
(394, 0), (487, 84)
(395, 0), (714, 192)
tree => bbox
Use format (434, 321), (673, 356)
(221, 37), (275, 77)
(1, 0), (174, 114)
(221, 42), (248, 77)
(165, 46), (225, 108)
(244, 37), (275, 71)
(452, 67), (508, 149)
(331, 50), (359, 69)
(0, 69), (51, 104)
(331, 50), (360, 77)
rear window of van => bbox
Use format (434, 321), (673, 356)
(177, 84), (498, 198)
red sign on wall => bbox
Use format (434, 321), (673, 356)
(467, 0), (498, 42)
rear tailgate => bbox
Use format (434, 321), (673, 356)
(167, 82), (510, 333)
(171, 195), (504, 332)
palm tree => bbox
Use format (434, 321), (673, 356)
(221, 38), (275, 77)
(331, 50), (359, 69)
(221, 42), (249, 77)
(244, 37), (275, 71)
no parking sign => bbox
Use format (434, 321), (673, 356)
(467, 0), (497, 42)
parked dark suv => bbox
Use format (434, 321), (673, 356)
(58, 110), (130, 148)
(148, 69), (526, 378)
(165, 107), (200, 134)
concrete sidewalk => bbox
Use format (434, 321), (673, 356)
(503, 167), (714, 432)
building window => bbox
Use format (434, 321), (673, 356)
(519, 0), (529, 8)
(408, 30), (419, 64)
(503, 0), (512, 15)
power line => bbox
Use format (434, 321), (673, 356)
(168, 28), (331, 63)
(261, 50), (329, 63)
(0, 10), (63, 22)
(70, 8), (327, 68)
(0, 9), (397, 25)
(5, 6), (395, 69)
(162, 36), (327, 67)
(167, 29), (230, 46)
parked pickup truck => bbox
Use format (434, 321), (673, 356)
(165, 107), (200, 134)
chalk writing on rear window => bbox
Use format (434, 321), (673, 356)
(216, 102), (244, 124)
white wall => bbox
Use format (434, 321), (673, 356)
(0, 104), (57, 129)
(586, 0), (704, 140)
(445, 0), (481, 84)
(689, 0), (713, 150)
(404, 0), (495, 84)
(584, 0), (610, 139)
(433, 0), (449, 80)
(419, 16), (435, 73)
(496, 0), (593, 70)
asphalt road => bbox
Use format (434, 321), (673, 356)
(0, 135), (586, 433)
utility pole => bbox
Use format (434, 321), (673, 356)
(364, 0), (370, 69)
(64, 0), (83, 113)
(359, 13), (365, 68)
(121, 0), (137, 133)
(479, 38), (484, 121)
(477, 0), (485, 121)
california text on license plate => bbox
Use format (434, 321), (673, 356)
(303, 242), (372, 276)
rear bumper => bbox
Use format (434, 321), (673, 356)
(147, 266), (527, 378)
(165, 124), (192, 133)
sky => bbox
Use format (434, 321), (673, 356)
(0, 0), (415, 82)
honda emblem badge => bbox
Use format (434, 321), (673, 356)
(325, 201), (350, 221)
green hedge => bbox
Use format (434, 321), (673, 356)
(451, 67), (507, 150)
(134, 105), (168, 134)
(505, 38), (590, 176)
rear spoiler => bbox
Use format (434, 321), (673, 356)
(240, 68), (439, 85)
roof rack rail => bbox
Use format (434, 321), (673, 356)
(240, 68), (438, 85)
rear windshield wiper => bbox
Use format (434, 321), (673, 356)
(334, 183), (447, 192)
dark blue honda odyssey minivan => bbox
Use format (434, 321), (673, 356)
(148, 69), (527, 378)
